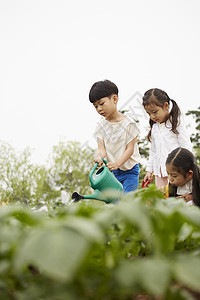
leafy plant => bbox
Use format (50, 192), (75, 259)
(1, 188), (200, 299)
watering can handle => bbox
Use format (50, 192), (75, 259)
(89, 163), (98, 183)
(102, 158), (108, 165)
(89, 159), (108, 184)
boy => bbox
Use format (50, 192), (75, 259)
(89, 79), (141, 192)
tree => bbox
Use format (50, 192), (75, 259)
(186, 107), (200, 164)
(48, 140), (95, 199)
(0, 140), (95, 207)
(0, 140), (54, 207)
(138, 137), (150, 185)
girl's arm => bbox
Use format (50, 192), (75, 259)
(177, 193), (193, 202)
(106, 136), (137, 171)
(144, 171), (154, 183)
(94, 138), (107, 166)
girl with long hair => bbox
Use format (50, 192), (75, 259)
(142, 88), (192, 188)
(166, 147), (200, 207)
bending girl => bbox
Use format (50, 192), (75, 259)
(166, 147), (200, 207)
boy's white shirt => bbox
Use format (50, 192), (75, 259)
(146, 117), (193, 177)
(94, 115), (141, 171)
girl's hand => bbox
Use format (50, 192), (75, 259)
(144, 172), (153, 183)
(177, 193), (193, 202)
(106, 162), (119, 171)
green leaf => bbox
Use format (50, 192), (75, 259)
(16, 225), (91, 281)
(177, 223), (193, 242)
(174, 255), (200, 292)
(115, 200), (152, 237)
(62, 216), (105, 243)
(179, 207), (200, 227)
(0, 206), (42, 226)
(0, 261), (10, 274)
(116, 257), (171, 297)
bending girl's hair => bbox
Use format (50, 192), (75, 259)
(142, 88), (181, 141)
(166, 147), (200, 207)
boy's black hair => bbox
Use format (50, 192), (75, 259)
(166, 147), (200, 207)
(89, 80), (118, 103)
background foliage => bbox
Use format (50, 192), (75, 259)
(0, 140), (94, 208)
(186, 107), (200, 164)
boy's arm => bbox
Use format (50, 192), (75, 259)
(94, 138), (107, 166)
(106, 137), (137, 171)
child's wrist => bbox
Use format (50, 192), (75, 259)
(115, 161), (121, 169)
(94, 157), (101, 163)
(94, 154), (102, 160)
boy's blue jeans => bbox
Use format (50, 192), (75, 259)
(113, 164), (140, 193)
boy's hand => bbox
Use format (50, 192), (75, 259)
(106, 162), (119, 171)
(93, 158), (103, 167)
(144, 172), (153, 183)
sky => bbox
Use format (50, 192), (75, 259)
(0, 0), (199, 164)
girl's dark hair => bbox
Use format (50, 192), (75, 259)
(166, 147), (200, 207)
(142, 88), (181, 141)
(89, 80), (118, 103)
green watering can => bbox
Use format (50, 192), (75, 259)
(72, 159), (123, 204)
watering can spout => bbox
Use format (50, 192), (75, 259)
(72, 192), (84, 202)
(72, 190), (115, 203)
(72, 159), (123, 204)
(83, 189), (111, 203)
